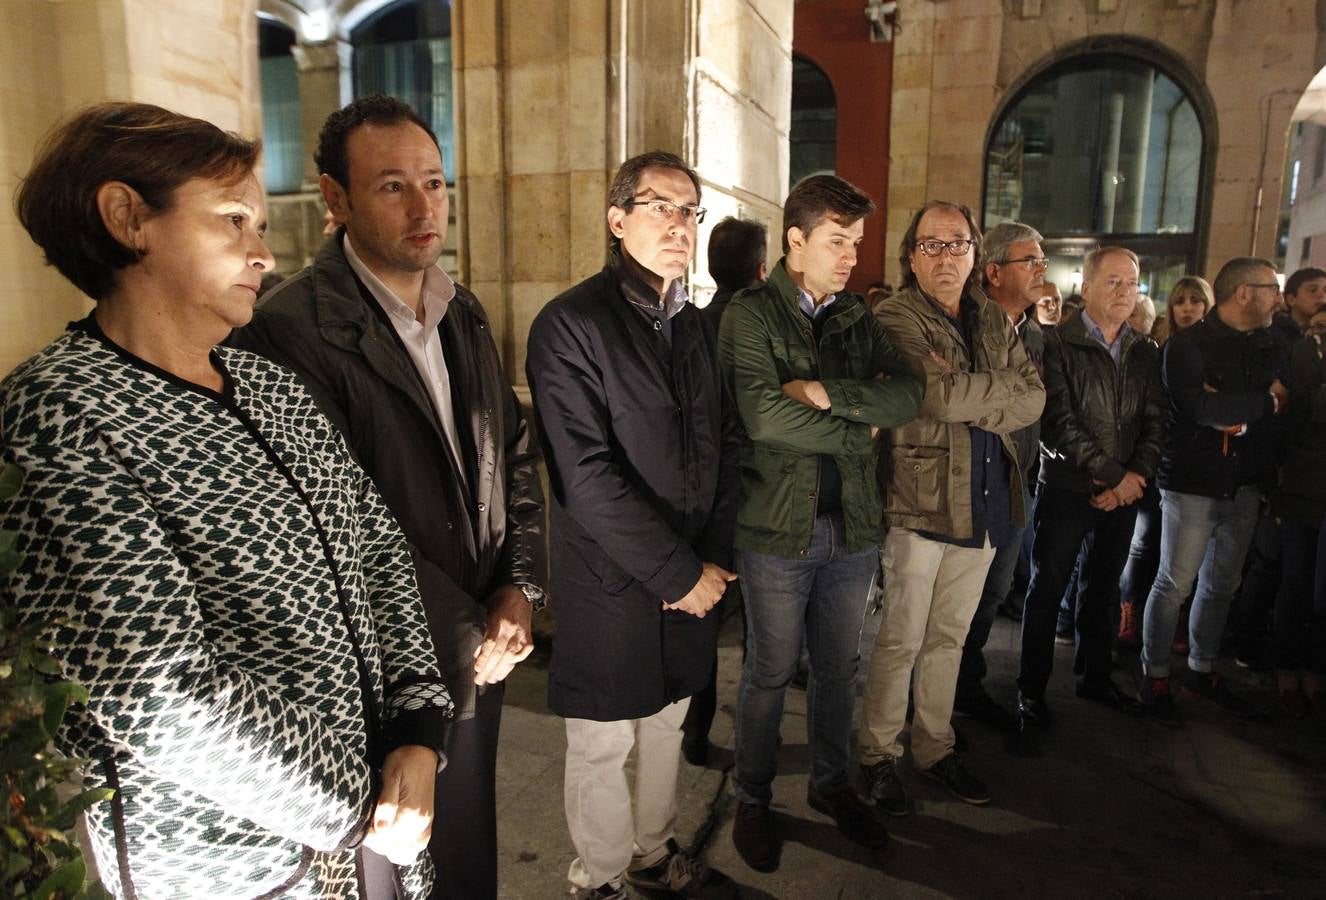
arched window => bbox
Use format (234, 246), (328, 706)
(984, 53), (1208, 306)
(351, 0), (455, 181)
(789, 55), (836, 189)
(258, 16), (302, 194)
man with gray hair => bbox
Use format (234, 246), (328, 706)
(1017, 246), (1165, 726)
(952, 222), (1048, 732)
(1138, 256), (1288, 723)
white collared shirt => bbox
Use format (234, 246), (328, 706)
(343, 234), (467, 488)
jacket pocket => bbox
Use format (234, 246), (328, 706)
(891, 447), (946, 514)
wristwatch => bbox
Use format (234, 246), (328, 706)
(517, 582), (547, 613)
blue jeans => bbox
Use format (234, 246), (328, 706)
(1141, 486), (1262, 677)
(733, 514), (878, 806)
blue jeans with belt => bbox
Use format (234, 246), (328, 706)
(733, 513), (878, 806)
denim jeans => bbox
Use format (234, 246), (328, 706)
(733, 514), (878, 805)
(1141, 486), (1262, 677)
(1118, 480), (1162, 606)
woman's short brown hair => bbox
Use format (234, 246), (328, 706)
(16, 102), (261, 300)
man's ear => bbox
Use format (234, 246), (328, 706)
(95, 181), (151, 256)
(985, 261), (1002, 289)
(607, 205), (627, 240)
(786, 226), (807, 253)
(319, 173), (350, 223)
(757, 259), (768, 282)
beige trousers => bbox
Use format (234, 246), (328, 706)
(563, 698), (690, 889)
(860, 528), (995, 769)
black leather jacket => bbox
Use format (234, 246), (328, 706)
(1038, 308), (1165, 493)
(232, 232), (546, 719)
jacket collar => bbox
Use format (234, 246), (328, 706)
(1056, 305), (1143, 354)
(766, 257), (864, 325)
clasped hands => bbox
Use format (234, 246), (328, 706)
(664, 562), (737, 617)
(1090, 470), (1146, 511)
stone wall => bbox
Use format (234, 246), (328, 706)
(883, 0), (1326, 286)
(0, 0), (262, 377)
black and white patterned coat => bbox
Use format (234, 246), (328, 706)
(0, 321), (455, 899)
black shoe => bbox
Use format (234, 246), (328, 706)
(626, 839), (737, 899)
(1139, 675), (1181, 726)
(1182, 672), (1262, 718)
(1075, 678), (1144, 715)
(1017, 691), (1052, 728)
(807, 784), (889, 848)
(731, 801), (780, 873)
(920, 753), (990, 806)
(861, 756), (913, 817)
(953, 690), (1020, 733)
(681, 735), (709, 767)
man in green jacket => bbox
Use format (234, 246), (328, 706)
(719, 176), (923, 873)
(861, 201), (1044, 815)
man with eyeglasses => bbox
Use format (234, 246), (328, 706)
(951, 222), (1050, 734)
(526, 151), (741, 900)
(717, 175), (922, 871)
(1138, 257), (1288, 723)
(1016, 246), (1165, 727)
(861, 201), (1043, 814)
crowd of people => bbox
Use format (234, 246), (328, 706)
(2, 93), (1322, 900)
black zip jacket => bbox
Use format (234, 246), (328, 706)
(1038, 308), (1165, 493)
(1157, 311), (1288, 499)
(526, 253), (741, 722)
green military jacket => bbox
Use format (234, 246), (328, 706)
(718, 259), (923, 557)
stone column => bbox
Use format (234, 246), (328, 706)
(291, 39), (349, 190)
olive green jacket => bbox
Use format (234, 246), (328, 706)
(718, 260), (924, 557)
(874, 284), (1046, 539)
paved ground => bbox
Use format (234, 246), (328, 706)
(493, 611), (1326, 900)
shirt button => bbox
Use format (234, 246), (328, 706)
(985, 457), (991, 463)
(983, 489), (989, 496)
(477, 502), (487, 512)
(653, 319), (662, 331)
(852, 409), (861, 416)
(808, 491), (817, 500)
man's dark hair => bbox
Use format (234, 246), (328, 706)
(315, 94), (438, 190)
(1212, 256), (1276, 304)
(782, 175), (875, 253)
(708, 217), (767, 292)
(606, 150), (702, 246)
(16, 101), (261, 301)
(897, 200), (983, 291)
(1285, 266), (1326, 297)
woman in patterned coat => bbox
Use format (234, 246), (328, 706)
(2, 103), (454, 898)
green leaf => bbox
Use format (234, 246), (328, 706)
(2, 824), (27, 848)
(32, 653), (63, 677)
(3, 849), (32, 881)
(58, 788), (114, 822)
(0, 463), (21, 500)
(41, 682), (79, 739)
(32, 856), (85, 900)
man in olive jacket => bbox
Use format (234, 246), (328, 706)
(719, 176), (923, 872)
(526, 151), (741, 900)
(862, 201), (1044, 815)
(1017, 247), (1165, 724)
(232, 96), (546, 900)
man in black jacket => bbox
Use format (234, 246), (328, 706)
(953, 221), (1047, 731)
(1139, 257), (1288, 721)
(1017, 247), (1165, 724)
(526, 151), (741, 900)
(232, 96), (546, 900)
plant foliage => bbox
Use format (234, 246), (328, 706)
(0, 464), (111, 898)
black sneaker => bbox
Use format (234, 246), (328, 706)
(731, 801), (780, 873)
(681, 735), (709, 767)
(1017, 691), (1052, 728)
(626, 839), (737, 899)
(1139, 676), (1181, 726)
(921, 753), (991, 806)
(807, 784), (889, 848)
(861, 756), (913, 817)
(953, 690), (1020, 733)
(568, 882), (627, 900)
(1182, 672), (1262, 718)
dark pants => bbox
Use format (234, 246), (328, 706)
(1274, 518), (1326, 674)
(682, 584), (744, 748)
(429, 681), (504, 900)
(1231, 508), (1281, 655)
(957, 520), (1026, 703)
(1018, 486), (1138, 699)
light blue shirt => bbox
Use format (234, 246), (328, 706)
(797, 288), (839, 321)
(1080, 308), (1130, 366)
